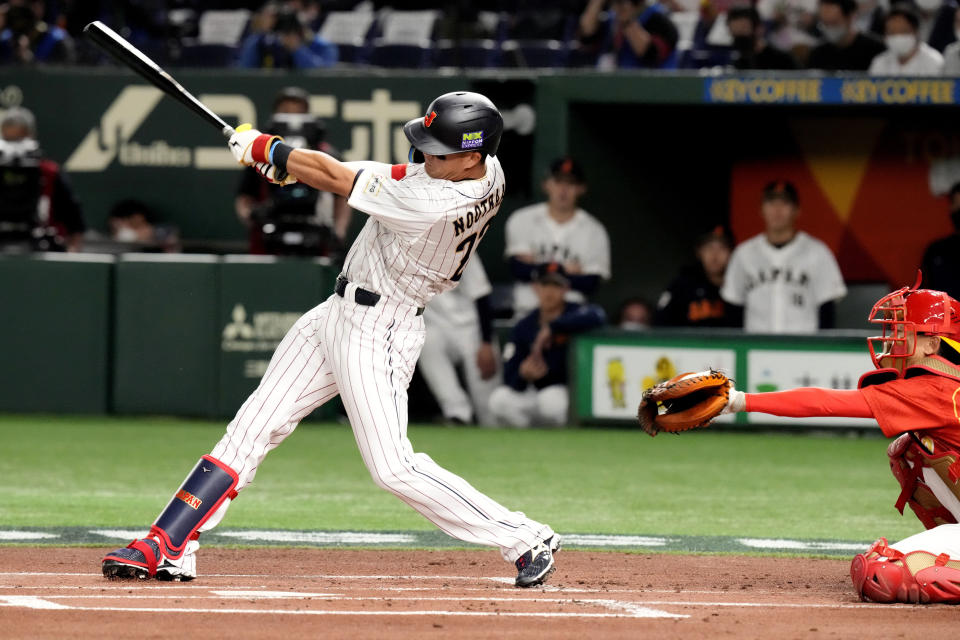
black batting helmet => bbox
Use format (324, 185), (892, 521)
(403, 91), (503, 157)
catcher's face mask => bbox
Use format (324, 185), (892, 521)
(867, 272), (959, 370)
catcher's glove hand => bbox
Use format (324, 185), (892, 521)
(637, 370), (731, 437)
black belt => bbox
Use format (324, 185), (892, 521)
(335, 275), (424, 315)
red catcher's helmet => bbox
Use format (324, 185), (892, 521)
(867, 272), (960, 368)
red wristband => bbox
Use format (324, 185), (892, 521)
(250, 134), (280, 163)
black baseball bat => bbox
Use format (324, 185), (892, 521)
(83, 21), (236, 138)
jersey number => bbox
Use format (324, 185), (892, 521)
(450, 219), (493, 282)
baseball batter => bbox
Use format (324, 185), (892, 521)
(101, 91), (560, 588)
(721, 277), (960, 603)
(721, 181), (846, 333)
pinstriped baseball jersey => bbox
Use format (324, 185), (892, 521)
(343, 156), (505, 307)
(720, 231), (847, 333)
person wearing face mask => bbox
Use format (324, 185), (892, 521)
(807, 0), (886, 70)
(941, 7), (960, 72)
(726, 6), (798, 70)
(920, 182), (960, 299)
(869, 2), (945, 74)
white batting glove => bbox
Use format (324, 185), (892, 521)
(723, 384), (746, 414)
(253, 161), (297, 186)
(228, 123), (282, 167)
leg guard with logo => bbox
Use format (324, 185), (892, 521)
(149, 455), (238, 560)
(851, 537), (960, 604)
(888, 434), (959, 529)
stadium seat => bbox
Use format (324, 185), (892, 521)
(318, 10), (376, 64)
(368, 40), (433, 68)
(377, 10), (440, 45)
(501, 39), (569, 68)
(197, 10), (250, 46)
(174, 43), (238, 67)
(433, 39), (498, 68)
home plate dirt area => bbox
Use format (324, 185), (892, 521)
(0, 548), (954, 639)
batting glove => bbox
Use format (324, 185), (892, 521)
(253, 161), (297, 186)
(229, 123), (283, 167)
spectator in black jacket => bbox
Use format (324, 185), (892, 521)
(489, 264), (605, 428)
(807, 0), (886, 71)
(921, 181), (960, 300)
(655, 227), (743, 328)
(727, 6), (798, 70)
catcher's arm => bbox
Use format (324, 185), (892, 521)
(637, 370), (741, 437)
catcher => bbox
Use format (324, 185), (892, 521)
(639, 274), (960, 604)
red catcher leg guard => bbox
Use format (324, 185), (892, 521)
(851, 538), (960, 604)
(914, 559), (960, 604)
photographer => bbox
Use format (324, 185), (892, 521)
(0, 107), (85, 252)
(234, 87), (350, 258)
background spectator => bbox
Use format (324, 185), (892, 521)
(807, 0), (886, 71)
(417, 258), (499, 426)
(618, 297), (653, 330)
(0, 0), (75, 64)
(0, 106), (84, 252)
(489, 265), (606, 428)
(579, 0), (679, 69)
(869, 2), (944, 74)
(655, 227), (743, 327)
(106, 199), (181, 253)
(920, 181), (960, 299)
(916, 0), (958, 53)
(504, 156), (611, 318)
(727, 6), (797, 69)
(720, 180), (847, 334)
(941, 7), (960, 72)
(238, 7), (337, 68)
(235, 87), (350, 258)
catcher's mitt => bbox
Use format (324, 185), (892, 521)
(637, 370), (731, 437)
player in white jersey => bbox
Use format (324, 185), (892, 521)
(721, 180), (847, 333)
(418, 257), (500, 425)
(504, 157), (611, 317)
(101, 92), (560, 588)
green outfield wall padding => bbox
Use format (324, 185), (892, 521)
(217, 257), (338, 418)
(112, 256), (219, 416)
(0, 255), (113, 413)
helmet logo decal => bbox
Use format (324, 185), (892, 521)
(461, 130), (484, 149)
(424, 111), (437, 127)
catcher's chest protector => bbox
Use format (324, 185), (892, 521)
(888, 434), (960, 529)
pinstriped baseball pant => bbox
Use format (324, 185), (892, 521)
(210, 292), (554, 562)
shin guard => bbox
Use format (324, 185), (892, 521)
(150, 455), (238, 560)
(851, 538), (960, 604)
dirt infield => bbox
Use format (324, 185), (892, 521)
(0, 547), (954, 639)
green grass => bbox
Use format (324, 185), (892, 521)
(0, 414), (922, 542)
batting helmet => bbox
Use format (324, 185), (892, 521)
(403, 91), (503, 158)
(867, 271), (960, 368)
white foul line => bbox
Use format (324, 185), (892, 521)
(0, 604), (682, 619)
(0, 596), (71, 610)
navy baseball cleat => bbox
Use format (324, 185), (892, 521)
(514, 538), (558, 588)
(102, 537), (197, 581)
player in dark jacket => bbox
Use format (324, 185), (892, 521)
(655, 228), (743, 328)
(490, 265), (605, 427)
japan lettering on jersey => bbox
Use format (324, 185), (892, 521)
(720, 231), (847, 333)
(343, 156), (505, 308)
